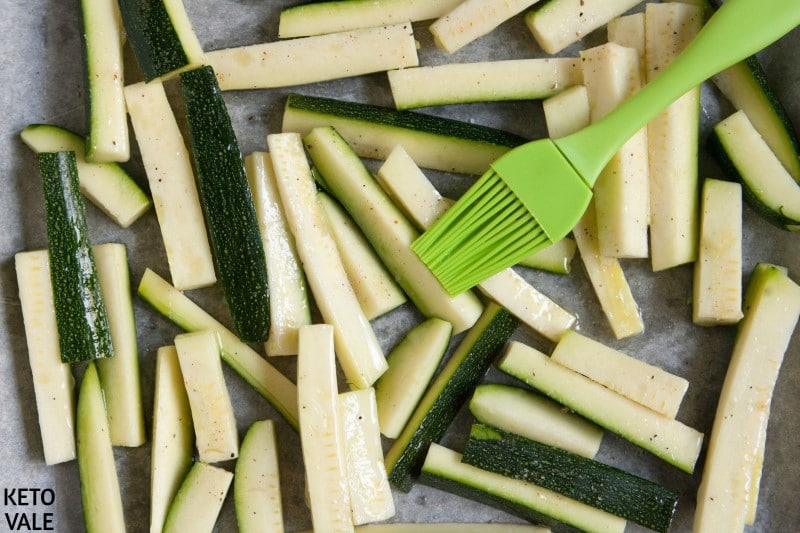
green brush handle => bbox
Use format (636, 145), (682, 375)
(554, 0), (800, 186)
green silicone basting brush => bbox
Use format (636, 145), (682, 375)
(412, 0), (800, 295)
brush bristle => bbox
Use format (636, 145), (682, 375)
(412, 170), (551, 295)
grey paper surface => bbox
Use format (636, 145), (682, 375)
(1, 1), (799, 531)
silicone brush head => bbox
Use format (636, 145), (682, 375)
(411, 139), (593, 295)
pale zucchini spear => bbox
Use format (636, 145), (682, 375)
(235, 420), (285, 533)
(163, 462), (233, 533)
(268, 132), (387, 389)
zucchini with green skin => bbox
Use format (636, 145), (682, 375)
(163, 462), (233, 533)
(462, 423), (679, 533)
(38, 151), (113, 363)
(14, 250), (76, 465)
(117, 0), (206, 81)
(235, 420), (284, 532)
(283, 94), (527, 175)
(708, 110), (800, 230)
(80, 0), (129, 162)
(303, 126), (484, 334)
(180, 66), (271, 342)
(137, 268), (299, 430)
(384, 302), (518, 491)
(20, 124), (151, 228)
(420, 443), (627, 533)
(77, 363), (126, 533)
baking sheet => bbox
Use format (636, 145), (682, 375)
(1, 1), (798, 531)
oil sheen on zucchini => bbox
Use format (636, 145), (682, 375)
(180, 66), (271, 342)
(38, 151), (113, 363)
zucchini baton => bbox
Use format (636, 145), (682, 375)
(38, 151), (113, 363)
(179, 66), (270, 342)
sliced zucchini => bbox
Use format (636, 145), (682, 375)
(462, 423), (679, 533)
(180, 65), (271, 342)
(374, 145), (576, 341)
(297, 325), (353, 531)
(469, 383), (603, 459)
(429, 0), (542, 54)
(14, 250), (76, 465)
(339, 389), (396, 525)
(76, 363), (126, 533)
(303, 126), (484, 334)
(388, 58), (582, 110)
(419, 443), (627, 533)
(525, 0), (643, 54)
(137, 268), (299, 430)
(283, 93), (527, 175)
(708, 110), (800, 230)
(713, 56), (800, 181)
(581, 42), (649, 259)
(541, 84), (591, 140)
(645, 2), (703, 271)
(515, 238), (577, 274)
(694, 264), (800, 531)
(320, 525), (549, 533)
(234, 420), (284, 533)
(278, 0), (462, 38)
(374, 318), (452, 439)
(150, 346), (194, 533)
(80, 0), (129, 162)
(267, 132), (387, 389)
(174, 330), (239, 463)
(693, 178), (744, 326)
(163, 462), (233, 533)
(207, 24), (418, 91)
(38, 151), (113, 363)
(93, 243), (146, 447)
(385, 302), (518, 491)
(318, 191), (407, 321)
(117, 0), (206, 81)
(498, 341), (704, 473)
(550, 330), (689, 419)
(245, 152), (311, 356)
(124, 80), (217, 291)
(607, 13), (646, 77)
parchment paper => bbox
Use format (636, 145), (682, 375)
(1, 1), (798, 531)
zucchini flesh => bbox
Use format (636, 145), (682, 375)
(20, 124), (151, 228)
(419, 443), (627, 533)
(694, 264), (800, 531)
(150, 346), (194, 533)
(384, 302), (518, 491)
(283, 93), (527, 175)
(708, 110), (800, 230)
(469, 383), (603, 459)
(137, 268), (299, 430)
(180, 65), (271, 342)
(38, 151), (113, 363)
(234, 420), (284, 532)
(93, 243), (146, 447)
(14, 250), (76, 465)
(462, 423), (679, 533)
(77, 363), (126, 533)
(163, 462), (233, 533)
(80, 0), (129, 162)
(117, 0), (205, 81)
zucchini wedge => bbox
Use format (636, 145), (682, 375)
(117, 0), (206, 81)
(14, 250), (76, 465)
(419, 443), (627, 533)
(278, 0), (463, 38)
(283, 94), (527, 175)
(384, 302), (518, 491)
(234, 420), (284, 532)
(138, 268), (299, 430)
(180, 66), (271, 342)
(38, 151), (113, 363)
(77, 363), (126, 533)
(20, 124), (151, 228)
(694, 264), (800, 531)
(79, 0), (129, 162)
(163, 462), (233, 533)
(462, 423), (679, 533)
(708, 110), (800, 230)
